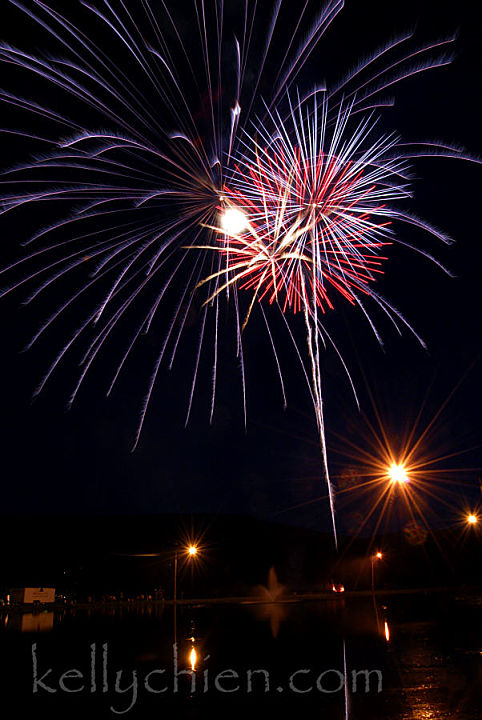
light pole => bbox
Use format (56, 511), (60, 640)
(173, 545), (198, 604)
(371, 552), (383, 596)
(173, 545), (198, 647)
(173, 550), (178, 605)
(371, 551), (383, 631)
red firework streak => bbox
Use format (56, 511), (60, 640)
(210, 141), (393, 321)
(195, 102), (412, 549)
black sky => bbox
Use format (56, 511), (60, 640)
(0, 0), (480, 533)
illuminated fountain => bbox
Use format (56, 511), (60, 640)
(254, 567), (286, 602)
(251, 567), (288, 638)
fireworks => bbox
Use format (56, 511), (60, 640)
(196, 98), (415, 544)
(200, 99), (410, 319)
(0, 1), (478, 539)
(195, 94), (472, 544)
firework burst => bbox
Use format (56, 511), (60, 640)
(0, 1), (478, 541)
(199, 99), (412, 319)
(194, 93), (473, 543)
(195, 98), (414, 543)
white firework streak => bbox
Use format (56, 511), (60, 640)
(0, 1), (471, 452)
(0, 5), (479, 718)
(192, 95), (465, 546)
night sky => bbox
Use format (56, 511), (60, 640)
(0, 0), (480, 534)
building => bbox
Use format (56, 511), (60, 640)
(9, 587), (55, 604)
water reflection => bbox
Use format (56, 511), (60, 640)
(187, 617), (198, 671)
(4, 610), (54, 632)
(190, 643), (198, 671)
(0, 594), (480, 718)
(395, 619), (474, 720)
(249, 567), (291, 638)
(251, 600), (289, 639)
(1, 601), (166, 634)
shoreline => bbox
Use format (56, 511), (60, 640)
(2, 585), (479, 613)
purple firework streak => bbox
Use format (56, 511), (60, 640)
(0, 1), (478, 549)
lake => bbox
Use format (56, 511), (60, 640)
(1, 591), (481, 718)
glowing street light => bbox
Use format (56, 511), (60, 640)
(174, 544), (199, 604)
(172, 543), (200, 648)
(189, 644), (197, 672)
(370, 551), (385, 633)
(388, 463), (409, 484)
(371, 551), (383, 597)
(467, 513), (478, 525)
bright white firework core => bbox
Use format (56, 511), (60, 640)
(220, 207), (248, 235)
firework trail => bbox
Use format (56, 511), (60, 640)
(1, 5), (479, 718)
(193, 92), (471, 544)
(0, 0), (347, 443)
(0, 1), (477, 541)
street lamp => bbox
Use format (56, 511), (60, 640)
(173, 544), (199, 648)
(173, 545), (199, 604)
(371, 551), (383, 596)
(388, 463), (409, 484)
(467, 513), (478, 525)
(370, 551), (384, 631)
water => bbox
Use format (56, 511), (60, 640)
(1, 592), (481, 718)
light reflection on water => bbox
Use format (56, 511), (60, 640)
(394, 618), (477, 720)
(4, 610), (55, 632)
(2, 601), (166, 633)
(0, 594), (480, 718)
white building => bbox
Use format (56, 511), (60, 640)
(9, 587), (55, 604)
